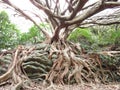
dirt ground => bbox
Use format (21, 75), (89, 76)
(0, 83), (120, 90)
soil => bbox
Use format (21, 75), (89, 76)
(0, 83), (120, 90)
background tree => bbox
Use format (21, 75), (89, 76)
(0, 11), (20, 50)
(68, 25), (120, 50)
(19, 24), (45, 45)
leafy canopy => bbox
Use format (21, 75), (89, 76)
(0, 11), (46, 49)
(0, 11), (20, 49)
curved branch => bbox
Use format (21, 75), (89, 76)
(104, 2), (120, 8)
(30, 0), (67, 20)
(2, 0), (51, 40)
(64, 0), (120, 26)
(65, 0), (104, 26)
(81, 7), (120, 26)
(68, 0), (88, 20)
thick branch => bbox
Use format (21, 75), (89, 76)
(48, 17), (59, 30)
(82, 2), (97, 10)
(104, 2), (120, 8)
(65, 0), (74, 13)
(64, 1), (104, 26)
(81, 9), (120, 26)
(68, 0), (88, 20)
(64, 1), (120, 26)
(30, 0), (67, 20)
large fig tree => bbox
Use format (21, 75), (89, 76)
(0, 0), (120, 89)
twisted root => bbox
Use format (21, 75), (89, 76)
(0, 45), (35, 89)
(45, 41), (114, 86)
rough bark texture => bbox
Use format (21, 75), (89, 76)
(1, 0), (120, 89)
(0, 43), (120, 84)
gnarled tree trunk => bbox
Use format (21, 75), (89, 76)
(1, 0), (120, 89)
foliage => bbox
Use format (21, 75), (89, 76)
(90, 25), (120, 46)
(19, 24), (45, 45)
(68, 26), (120, 50)
(0, 11), (46, 49)
(68, 28), (95, 43)
(68, 28), (97, 50)
(0, 10), (119, 51)
(0, 11), (20, 49)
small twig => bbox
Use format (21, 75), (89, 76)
(98, 51), (120, 56)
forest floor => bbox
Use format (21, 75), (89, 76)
(0, 82), (120, 90)
(0, 44), (120, 90)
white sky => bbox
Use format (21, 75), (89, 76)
(0, 0), (119, 32)
(0, 0), (46, 32)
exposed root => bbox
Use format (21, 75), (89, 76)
(0, 42), (119, 89)
(46, 83), (57, 90)
(0, 46), (20, 83)
(0, 45), (35, 89)
(45, 41), (115, 86)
